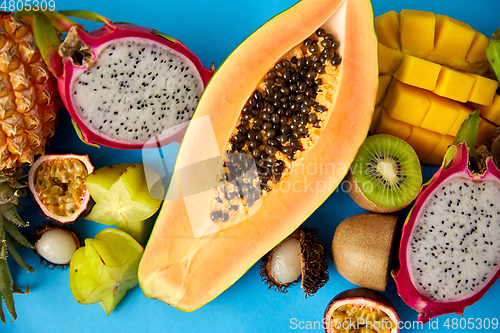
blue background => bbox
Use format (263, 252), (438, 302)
(6, 0), (500, 332)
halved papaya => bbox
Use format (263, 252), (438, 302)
(138, 0), (378, 311)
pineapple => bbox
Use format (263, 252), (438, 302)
(0, 172), (33, 323)
(0, 12), (59, 173)
(0, 11), (60, 323)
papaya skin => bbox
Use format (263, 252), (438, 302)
(138, 0), (378, 311)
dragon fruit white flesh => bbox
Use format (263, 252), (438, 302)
(393, 142), (500, 323)
(22, 10), (213, 149)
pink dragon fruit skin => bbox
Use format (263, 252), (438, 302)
(393, 142), (500, 323)
(58, 22), (214, 149)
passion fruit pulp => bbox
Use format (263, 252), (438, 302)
(324, 288), (400, 333)
(28, 154), (94, 223)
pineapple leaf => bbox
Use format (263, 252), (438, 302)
(36, 10), (81, 33)
(0, 240), (5, 261)
(1, 216), (32, 249)
(0, 183), (15, 200)
(58, 10), (112, 26)
(11, 283), (29, 295)
(5, 235), (33, 273)
(0, 259), (15, 324)
(0, 203), (27, 227)
(32, 12), (63, 78)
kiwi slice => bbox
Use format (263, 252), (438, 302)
(346, 134), (422, 213)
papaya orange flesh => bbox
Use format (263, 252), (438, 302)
(138, 0), (378, 311)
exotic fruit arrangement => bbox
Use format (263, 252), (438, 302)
(2, 0), (500, 330)
(393, 113), (500, 322)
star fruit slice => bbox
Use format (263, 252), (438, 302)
(69, 228), (144, 315)
(84, 163), (163, 243)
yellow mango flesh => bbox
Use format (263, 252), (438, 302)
(448, 105), (473, 137)
(406, 126), (441, 160)
(372, 10), (497, 165)
(427, 135), (455, 165)
(433, 66), (475, 103)
(378, 43), (404, 75)
(400, 9), (435, 55)
(375, 108), (412, 140)
(471, 94), (500, 125)
(374, 10), (400, 50)
(376, 74), (392, 104)
(384, 80), (430, 126)
(477, 118), (497, 148)
(434, 15), (476, 61)
(467, 74), (499, 106)
(393, 54), (441, 90)
(467, 32), (489, 64)
(420, 91), (459, 135)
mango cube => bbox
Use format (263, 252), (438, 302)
(376, 75), (392, 105)
(467, 74), (499, 106)
(420, 91), (459, 135)
(370, 104), (383, 134)
(407, 126), (441, 160)
(384, 80), (430, 126)
(393, 54), (441, 90)
(400, 9), (436, 54)
(426, 135), (454, 165)
(378, 43), (404, 75)
(375, 10), (400, 50)
(375, 108), (412, 140)
(434, 15), (476, 61)
(472, 94), (500, 126)
(466, 31), (489, 64)
(476, 118), (497, 147)
(447, 103), (473, 136)
(433, 66), (475, 103)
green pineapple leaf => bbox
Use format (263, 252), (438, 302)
(0, 203), (27, 227)
(5, 235), (33, 273)
(1, 217), (32, 249)
(0, 259), (15, 323)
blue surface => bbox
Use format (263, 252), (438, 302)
(6, 0), (500, 332)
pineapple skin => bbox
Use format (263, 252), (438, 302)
(0, 12), (60, 173)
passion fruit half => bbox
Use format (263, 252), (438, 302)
(323, 288), (400, 333)
(28, 154), (94, 223)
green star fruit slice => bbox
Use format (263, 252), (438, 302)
(69, 229), (144, 315)
(84, 163), (163, 243)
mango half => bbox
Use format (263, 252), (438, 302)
(372, 10), (499, 165)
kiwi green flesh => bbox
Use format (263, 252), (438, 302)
(350, 135), (422, 209)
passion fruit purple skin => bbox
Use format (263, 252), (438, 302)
(323, 288), (400, 333)
(28, 154), (95, 223)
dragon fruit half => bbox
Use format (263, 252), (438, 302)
(393, 141), (500, 323)
(18, 10), (213, 149)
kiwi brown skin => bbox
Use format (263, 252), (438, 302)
(331, 213), (398, 292)
(345, 171), (407, 213)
